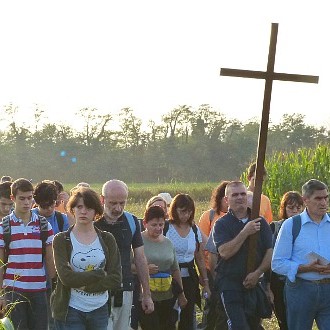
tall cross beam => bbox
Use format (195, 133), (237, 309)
(220, 23), (319, 273)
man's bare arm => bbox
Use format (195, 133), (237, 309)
(218, 219), (261, 260)
(133, 246), (154, 314)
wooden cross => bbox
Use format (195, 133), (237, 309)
(220, 23), (319, 273)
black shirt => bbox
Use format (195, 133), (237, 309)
(95, 212), (143, 290)
(213, 209), (272, 291)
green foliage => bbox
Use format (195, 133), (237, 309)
(264, 144), (330, 218)
(0, 104), (328, 183)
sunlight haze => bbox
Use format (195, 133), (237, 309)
(0, 1), (328, 130)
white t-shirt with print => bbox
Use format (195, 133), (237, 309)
(69, 232), (108, 312)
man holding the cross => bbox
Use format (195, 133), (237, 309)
(213, 181), (272, 329)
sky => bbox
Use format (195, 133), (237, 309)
(0, 1), (329, 131)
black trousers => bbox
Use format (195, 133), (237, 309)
(204, 270), (228, 330)
(270, 274), (288, 330)
(139, 298), (176, 330)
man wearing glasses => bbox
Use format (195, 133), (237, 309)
(32, 181), (70, 235)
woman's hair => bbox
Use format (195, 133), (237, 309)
(278, 191), (304, 220)
(145, 195), (167, 210)
(67, 187), (103, 219)
(144, 205), (165, 223)
(211, 180), (230, 213)
(169, 193), (195, 226)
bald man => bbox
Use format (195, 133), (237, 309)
(95, 179), (154, 330)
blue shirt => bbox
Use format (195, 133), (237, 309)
(272, 209), (330, 282)
(31, 208), (69, 235)
(213, 209), (272, 291)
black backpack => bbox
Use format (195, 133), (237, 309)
(54, 211), (64, 232)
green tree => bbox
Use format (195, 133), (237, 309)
(162, 105), (192, 140)
(76, 107), (112, 147)
(118, 107), (143, 149)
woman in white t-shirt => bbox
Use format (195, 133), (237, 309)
(51, 187), (121, 330)
(165, 194), (211, 330)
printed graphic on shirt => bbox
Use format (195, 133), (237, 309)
(69, 243), (108, 311)
(71, 248), (106, 271)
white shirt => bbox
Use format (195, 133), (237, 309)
(69, 232), (108, 312)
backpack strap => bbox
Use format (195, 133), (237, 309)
(270, 220), (284, 247)
(163, 220), (200, 251)
(2, 215), (11, 247)
(209, 209), (215, 223)
(55, 211), (64, 232)
(64, 226), (74, 260)
(39, 215), (50, 261)
(124, 211), (136, 236)
(2, 215), (11, 264)
(292, 214), (302, 245)
(2, 215), (49, 262)
(192, 224), (200, 252)
(163, 220), (170, 236)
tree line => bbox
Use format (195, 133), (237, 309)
(0, 103), (329, 183)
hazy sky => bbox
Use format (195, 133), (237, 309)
(1, 1), (329, 130)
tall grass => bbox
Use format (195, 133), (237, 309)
(65, 182), (216, 205)
(264, 144), (330, 218)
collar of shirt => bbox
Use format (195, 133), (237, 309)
(301, 209), (330, 226)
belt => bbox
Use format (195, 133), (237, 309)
(310, 278), (330, 284)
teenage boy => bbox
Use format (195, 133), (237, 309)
(0, 178), (55, 330)
(32, 181), (70, 235)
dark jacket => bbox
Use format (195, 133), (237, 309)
(51, 225), (122, 321)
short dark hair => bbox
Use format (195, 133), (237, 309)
(34, 181), (58, 205)
(302, 179), (328, 198)
(211, 181), (230, 213)
(144, 205), (165, 223)
(169, 194), (195, 226)
(0, 181), (12, 199)
(279, 191), (304, 219)
(11, 178), (33, 197)
(67, 187), (103, 219)
(52, 180), (64, 193)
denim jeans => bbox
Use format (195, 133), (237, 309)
(5, 290), (48, 330)
(285, 277), (330, 330)
(54, 303), (109, 330)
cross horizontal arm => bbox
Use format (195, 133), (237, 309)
(220, 68), (319, 84)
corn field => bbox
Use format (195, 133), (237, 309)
(264, 144), (330, 218)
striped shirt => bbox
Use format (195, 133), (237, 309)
(0, 211), (54, 292)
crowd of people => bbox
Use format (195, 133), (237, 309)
(0, 164), (328, 330)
